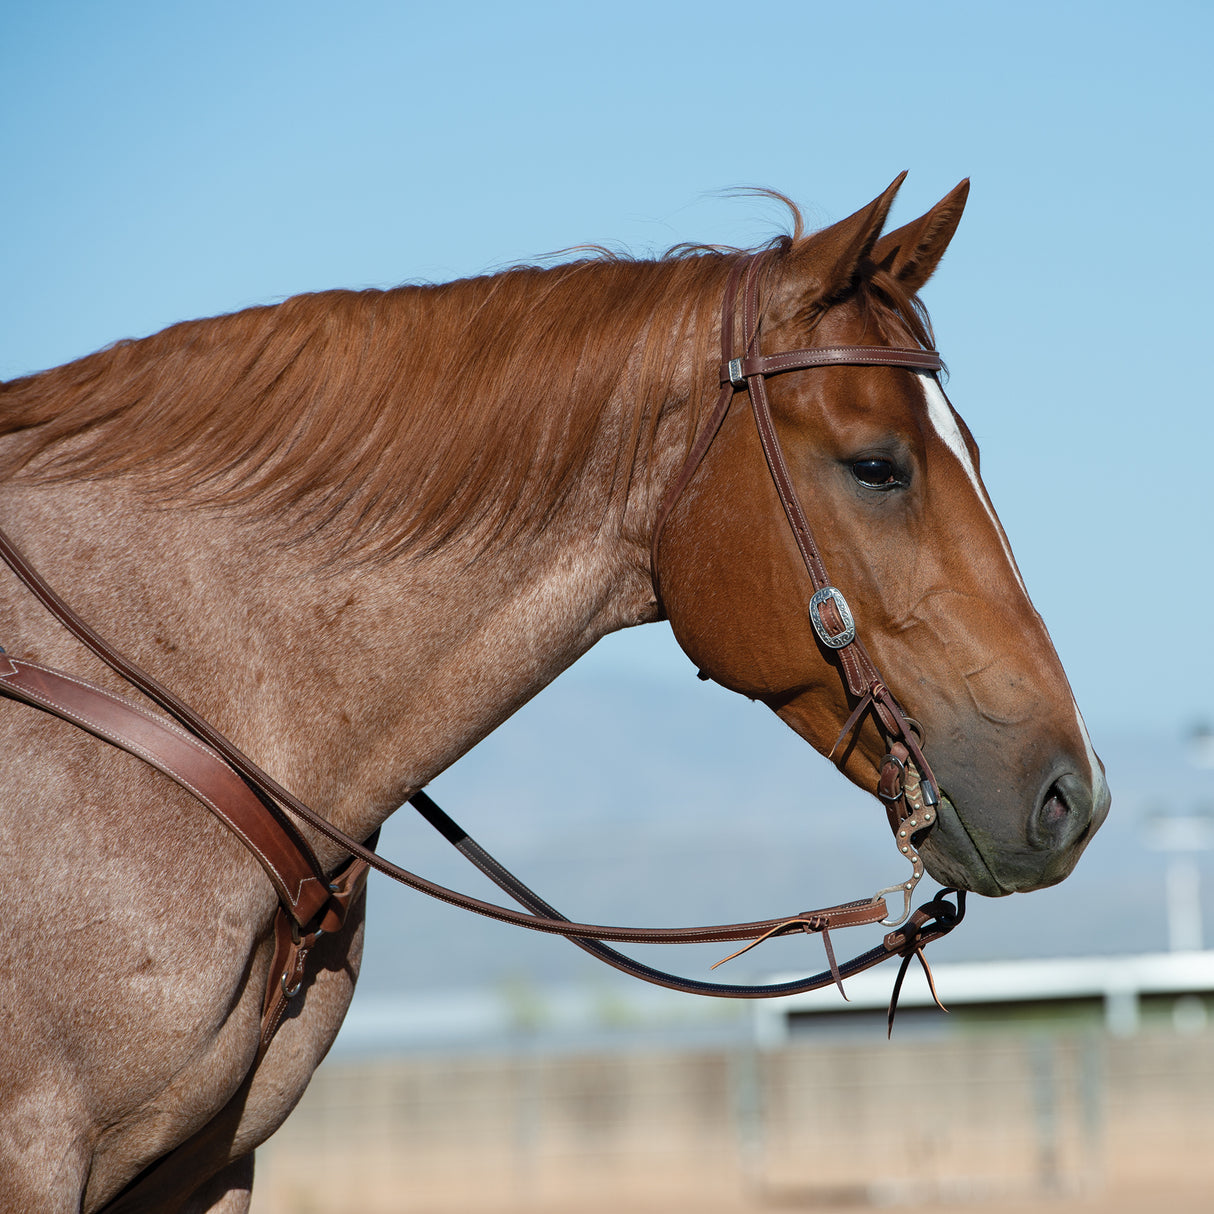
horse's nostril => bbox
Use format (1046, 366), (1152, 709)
(1039, 784), (1069, 832)
(1030, 772), (1092, 852)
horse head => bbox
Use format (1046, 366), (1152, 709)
(655, 176), (1109, 899)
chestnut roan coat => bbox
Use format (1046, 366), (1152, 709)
(0, 176), (1108, 1212)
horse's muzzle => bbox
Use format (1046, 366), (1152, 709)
(915, 762), (1110, 897)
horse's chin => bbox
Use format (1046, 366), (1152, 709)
(916, 794), (1012, 897)
(917, 791), (1098, 897)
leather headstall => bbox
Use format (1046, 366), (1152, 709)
(0, 251), (967, 1057)
(651, 251), (953, 918)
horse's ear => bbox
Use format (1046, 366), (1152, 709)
(772, 173), (906, 312)
(870, 179), (970, 292)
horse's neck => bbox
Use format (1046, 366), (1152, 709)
(0, 468), (662, 854)
(0, 263), (719, 849)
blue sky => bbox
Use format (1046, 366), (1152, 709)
(3, 0), (1209, 743)
(4, 0), (1209, 738)
(3, 0), (1212, 991)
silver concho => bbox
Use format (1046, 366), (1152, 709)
(808, 586), (856, 649)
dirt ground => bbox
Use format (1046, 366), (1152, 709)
(253, 1181), (1210, 1214)
(251, 1171), (1210, 1214)
(249, 1033), (1214, 1214)
(757, 1182), (1209, 1214)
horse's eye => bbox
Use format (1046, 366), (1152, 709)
(851, 458), (900, 488)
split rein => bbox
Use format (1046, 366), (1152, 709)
(0, 252), (967, 1044)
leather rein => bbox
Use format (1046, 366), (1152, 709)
(0, 250), (966, 1048)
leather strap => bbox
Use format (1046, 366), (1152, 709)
(650, 256), (750, 574)
(0, 653), (332, 925)
(652, 252), (944, 798)
(0, 544), (959, 1005)
(732, 346), (945, 378)
(732, 256), (943, 800)
(0, 645), (934, 1003)
(0, 528), (899, 956)
(0, 637), (961, 1005)
(407, 790), (895, 998)
(0, 526), (330, 902)
(259, 846), (373, 1057)
(0, 650), (371, 1045)
(0, 616), (894, 950)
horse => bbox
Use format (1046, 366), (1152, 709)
(0, 174), (1108, 1212)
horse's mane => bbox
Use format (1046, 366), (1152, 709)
(0, 207), (933, 564)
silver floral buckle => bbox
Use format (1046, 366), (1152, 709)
(809, 586), (855, 649)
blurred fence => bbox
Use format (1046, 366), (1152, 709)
(251, 1028), (1214, 1213)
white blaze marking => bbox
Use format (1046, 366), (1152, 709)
(1074, 702), (1107, 806)
(916, 372), (1028, 597)
(917, 373), (1104, 796)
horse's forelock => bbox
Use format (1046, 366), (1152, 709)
(860, 266), (937, 353)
